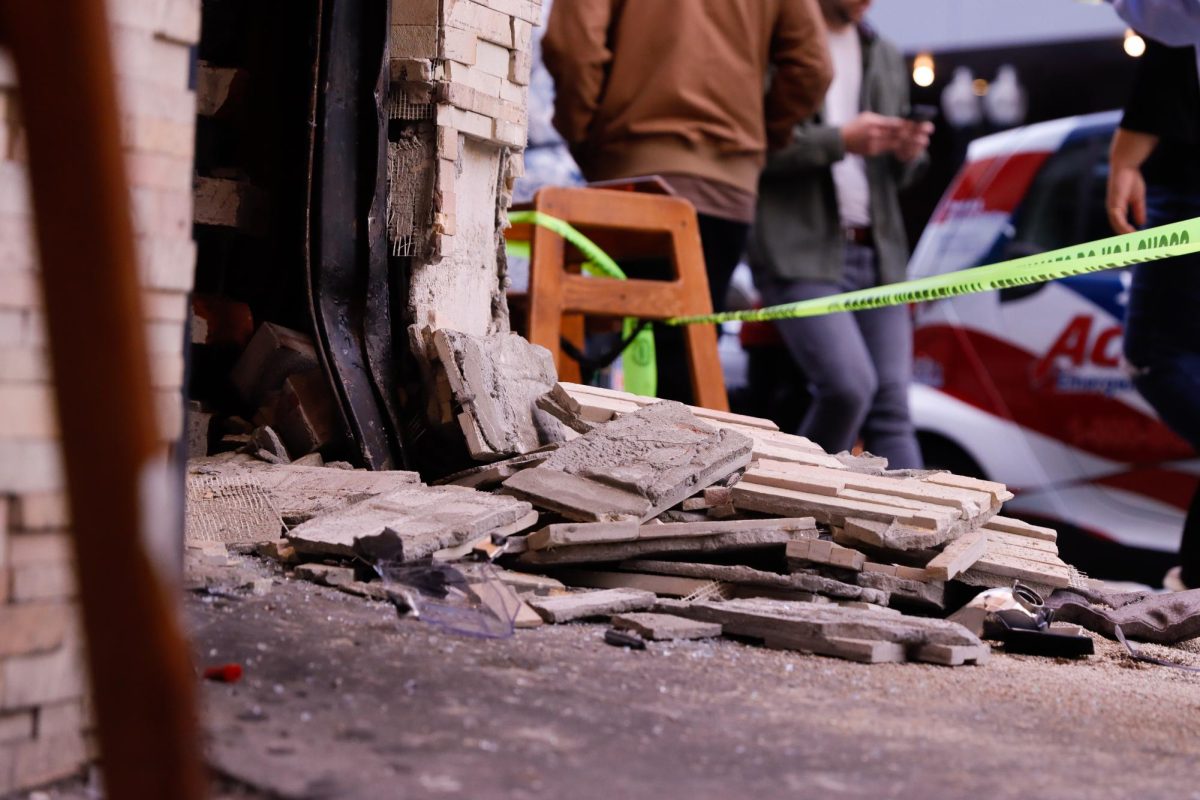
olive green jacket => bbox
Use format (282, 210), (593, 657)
(750, 27), (927, 286)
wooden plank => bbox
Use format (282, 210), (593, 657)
(924, 530), (988, 581)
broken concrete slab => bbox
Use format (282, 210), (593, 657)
(834, 517), (956, 553)
(432, 328), (569, 460)
(517, 525), (809, 567)
(272, 369), (340, 458)
(526, 588), (656, 623)
(656, 598), (988, 666)
(856, 571), (946, 611)
(620, 560), (889, 605)
(611, 613), (722, 641)
(526, 517), (816, 552)
(502, 401), (753, 523)
(286, 485), (534, 562)
(432, 448), (555, 490)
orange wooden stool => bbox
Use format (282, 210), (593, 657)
(507, 186), (729, 411)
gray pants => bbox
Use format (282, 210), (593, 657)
(759, 242), (923, 469)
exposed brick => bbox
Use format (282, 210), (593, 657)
(2, 637), (85, 710)
(447, 0), (513, 48)
(474, 40), (512, 78)
(0, 603), (70, 658)
(390, 24), (438, 60)
(12, 731), (87, 790)
(0, 711), (33, 744)
(36, 699), (85, 738)
(12, 561), (76, 603)
(443, 27), (479, 65)
(11, 494), (69, 531)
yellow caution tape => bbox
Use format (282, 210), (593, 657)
(666, 217), (1200, 326)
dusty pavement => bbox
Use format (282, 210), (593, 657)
(164, 553), (1200, 800)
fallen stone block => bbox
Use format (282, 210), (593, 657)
(526, 588), (656, 623)
(657, 597), (988, 666)
(273, 369), (341, 457)
(432, 328), (568, 460)
(611, 612), (721, 641)
(230, 322), (320, 407)
(286, 485), (534, 562)
(856, 571), (946, 611)
(517, 525), (808, 567)
(502, 401), (753, 523)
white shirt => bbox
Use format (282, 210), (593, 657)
(824, 25), (871, 228)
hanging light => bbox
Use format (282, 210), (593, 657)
(1124, 28), (1146, 57)
(913, 53), (935, 87)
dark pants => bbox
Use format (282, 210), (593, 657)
(760, 242), (923, 469)
(1124, 186), (1200, 586)
(627, 213), (749, 404)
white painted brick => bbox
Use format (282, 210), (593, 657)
(10, 493), (69, 531)
(447, 0), (513, 48)
(12, 561), (76, 602)
(11, 730), (87, 790)
(0, 711), (33, 744)
(110, 25), (192, 90)
(474, 40), (512, 78)
(0, 272), (38, 310)
(509, 49), (533, 86)
(443, 27), (479, 65)
(0, 386), (56, 439)
(36, 699), (85, 738)
(2, 632), (84, 710)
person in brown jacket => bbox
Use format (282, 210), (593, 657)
(542, 0), (833, 322)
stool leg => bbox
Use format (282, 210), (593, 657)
(527, 223), (567, 375)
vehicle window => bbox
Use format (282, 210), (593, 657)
(1009, 136), (1103, 253)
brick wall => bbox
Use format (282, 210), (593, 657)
(0, 0), (199, 793)
(396, 0), (540, 337)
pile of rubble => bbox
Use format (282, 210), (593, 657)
(185, 329), (1108, 667)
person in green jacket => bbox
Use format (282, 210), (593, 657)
(749, 0), (932, 468)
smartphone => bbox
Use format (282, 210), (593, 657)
(905, 104), (939, 123)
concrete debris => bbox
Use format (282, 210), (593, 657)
(617, 560), (889, 606)
(203, 368), (1082, 667)
(611, 612), (722, 641)
(432, 328), (569, 460)
(286, 485), (534, 562)
(526, 588), (657, 623)
(231, 322), (321, 408)
(657, 598), (989, 666)
(502, 401), (753, 523)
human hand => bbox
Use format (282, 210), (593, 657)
(1107, 164), (1147, 235)
(841, 112), (901, 157)
(894, 120), (934, 163)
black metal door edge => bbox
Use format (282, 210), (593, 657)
(306, 0), (399, 470)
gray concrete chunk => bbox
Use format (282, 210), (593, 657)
(526, 588), (657, 623)
(502, 402), (753, 522)
(286, 485), (533, 562)
(433, 329), (568, 460)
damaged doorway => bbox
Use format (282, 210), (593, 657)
(189, 0), (440, 473)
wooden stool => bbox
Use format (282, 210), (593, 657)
(508, 186), (729, 411)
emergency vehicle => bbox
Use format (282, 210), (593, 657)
(908, 110), (1198, 580)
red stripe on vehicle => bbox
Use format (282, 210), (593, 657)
(932, 152), (1051, 223)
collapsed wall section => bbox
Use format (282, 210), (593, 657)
(389, 0), (539, 336)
